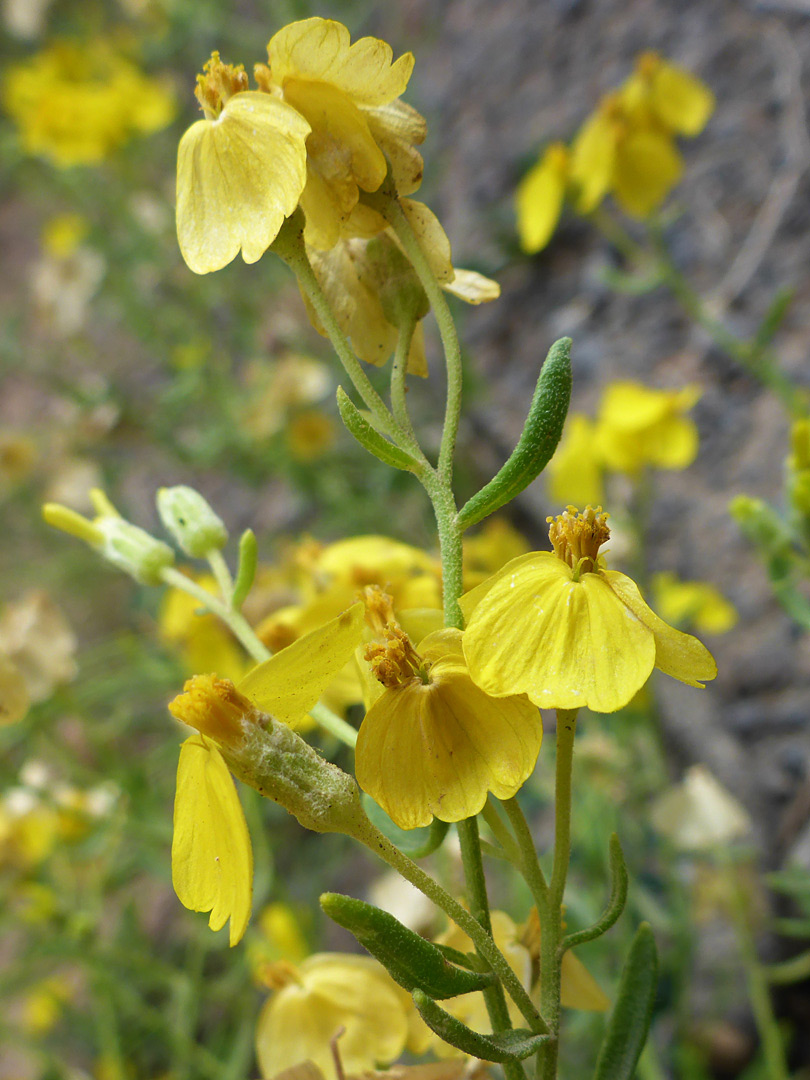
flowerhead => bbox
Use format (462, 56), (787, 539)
(652, 572), (737, 635)
(255, 953), (411, 1077)
(3, 38), (174, 167)
(462, 506), (716, 714)
(595, 381), (701, 474)
(355, 625), (542, 829)
(176, 19), (424, 273)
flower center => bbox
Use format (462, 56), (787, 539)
(194, 53), (249, 120)
(365, 626), (431, 689)
(547, 505), (610, 580)
(168, 673), (257, 745)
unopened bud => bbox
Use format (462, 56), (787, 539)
(157, 485), (228, 557)
(729, 495), (793, 559)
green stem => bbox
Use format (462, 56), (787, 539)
(271, 214), (411, 447)
(502, 796), (550, 907)
(390, 316), (423, 456)
(207, 548), (234, 602)
(356, 819), (546, 1040)
(424, 473), (465, 629)
(721, 854), (790, 1080)
(481, 796), (523, 866)
(365, 188), (464, 485)
(159, 568), (357, 748)
(537, 709), (578, 1080)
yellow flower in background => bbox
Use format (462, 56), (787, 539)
(305, 199), (499, 375)
(651, 764), (752, 851)
(255, 953), (411, 1077)
(595, 381), (701, 474)
(0, 590), (77, 704)
(652, 572), (738, 635)
(355, 626), (542, 829)
(240, 353), (331, 441)
(250, 902), (311, 980)
(516, 142), (569, 254)
(286, 410), (336, 462)
(256, 17), (421, 250)
(41, 213), (88, 257)
(546, 413), (605, 508)
(462, 506), (716, 714)
(159, 574), (248, 683)
(176, 53), (311, 275)
(463, 517), (530, 590)
(620, 51), (714, 137)
(3, 38), (174, 166)
(0, 655), (29, 724)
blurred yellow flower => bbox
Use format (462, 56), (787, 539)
(652, 572), (737, 635)
(41, 212), (88, 257)
(285, 409), (336, 462)
(159, 574), (248, 683)
(619, 51), (714, 137)
(21, 976), (71, 1035)
(463, 517), (530, 590)
(595, 381), (701, 475)
(240, 353), (331, 440)
(462, 506), (716, 713)
(0, 590), (77, 704)
(356, 626), (542, 829)
(546, 413), (605, 508)
(255, 953), (410, 1077)
(3, 38), (175, 166)
(651, 765), (751, 851)
(516, 142), (569, 254)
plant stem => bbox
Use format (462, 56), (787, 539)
(423, 472), (465, 629)
(536, 709), (578, 1080)
(390, 316), (423, 455)
(159, 568), (358, 748)
(207, 548), (234, 602)
(365, 188), (464, 485)
(481, 796), (523, 866)
(502, 796), (550, 907)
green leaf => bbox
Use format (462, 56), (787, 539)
(563, 834), (628, 951)
(360, 793), (449, 858)
(231, 528), (257, 610)
(753, 287), (794, 350)
(457, 337), (572, 530)
(336, 387), (421, 473)
(593, 922), (658, 1080)
(412, 990), (549, 1062)
(320, 893), (496, 999)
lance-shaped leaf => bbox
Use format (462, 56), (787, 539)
(337, 387), (422, 473)
(321, 893), (496, 999)
(563, 833), (628, 952)
(457, 337), (572, 530)
(412, 990), (549, 1062)
(593, 922), (658, 1080)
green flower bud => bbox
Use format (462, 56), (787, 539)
(157, 485), (228, 557)
(729, 495), (794, 559)
(97, 517), (175, 584)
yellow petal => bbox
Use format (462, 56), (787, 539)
(561, 950), (610, 1011)
(612, 129), (683, 218)
(516, 144), (568, 253)
(176, 92), (310, 274)
(255, 953), (409, 1077)
(400, 199), (454, 283)
(356, 629), (542, 829)
(547, 414), (605, 507)
(238, 602), (365, 726)
(569, 109), (617, 213)
(363, 98), (426, 195)
(603, 570), (717, 687)
(462, 554), (656, 713)
(652, 572), (737, 635)
(268, 18), (414, 106)
(651, 60), (714, 136)
(172, 735), (253, 945)
(443, 268), (501, 304)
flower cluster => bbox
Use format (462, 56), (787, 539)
(516, 51), (714, 252)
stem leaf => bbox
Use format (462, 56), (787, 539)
(231, 529), (257, 610)
(412, 990), (549, 1062)
(457, 337), (572, 530)
(336, 386), (422, 473)
(320, 893), (496, 999)
(593, 922), (659, 1080)
(563, 833), (628, 952)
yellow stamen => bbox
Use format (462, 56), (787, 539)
(194, 52), (249, 119)
(364, 626), (431, 689)
(359, 585), (397, 636)
(547, 505), (610, 578)
(168, 673), (258, 746)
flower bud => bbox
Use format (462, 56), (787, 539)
(157, 485), (228, 557)
(729, 495), (794, 559)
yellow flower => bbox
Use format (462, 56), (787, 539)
(42, 213), (88, 257)
(463, 517), (530, 590)
(169, 604), (366, 944)
(619, 51), (714, 137)
(462, 506), (716, 714)
(0, 590), (77, 704)
(3, 38), (174, 167)
(546, 414), (605, 508)
(652, 572), (737, 635)
(240, 353), (331, 440)
(430, 910), (607, 1056)
(516, 142), (569, 254)
(257, 17), (421, 251)
(355, 626), (542, 829)
(285, 409), (336, 462)
(595, 380), (701, 475)
(255, 953), (410, 1077)
(304, 199), (499, 374)
(176, 53), (311, 275)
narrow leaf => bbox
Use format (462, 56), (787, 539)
(563, 833), (628, 951)
(753, 286), (794, 350)
(361, 793), (449, 857)
(593, 922), (658, 1080)
(412, 990), (549, 1062)
(321, 893), (496, 999)
(336, 387), (421, 473)
(457, 337), (572, 530)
